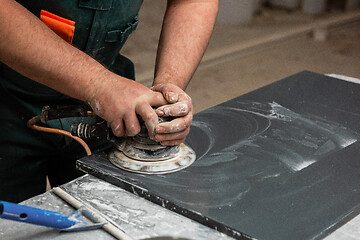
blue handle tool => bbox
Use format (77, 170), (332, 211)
(0, 201), (105, 231)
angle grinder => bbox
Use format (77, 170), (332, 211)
(31, 104), (196, 175)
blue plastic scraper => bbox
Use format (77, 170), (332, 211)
(0, 201), (106, 231)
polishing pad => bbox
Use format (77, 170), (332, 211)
(108, 114), (196, 174)
(109, 138), (196, 174)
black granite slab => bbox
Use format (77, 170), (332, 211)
(77, 71), (360, 240)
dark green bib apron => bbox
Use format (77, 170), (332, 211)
(0, 0), (143, 202)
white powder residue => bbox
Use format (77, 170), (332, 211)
(89, 99), (102, 115)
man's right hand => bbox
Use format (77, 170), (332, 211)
(0, 1), (167, 140)
(88, 72), (167, 140)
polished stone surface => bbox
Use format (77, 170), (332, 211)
(78, 71), (360, 240)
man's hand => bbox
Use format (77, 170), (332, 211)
(88, 73), (167, 140)
(150, 0), (218, 145)
(151, 83), (193, 146)
(0, 0), (168, 140)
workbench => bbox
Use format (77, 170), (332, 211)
(0, 174), (233, 240)
(1, 72), (360, 240)
(1, 173), (360, 240)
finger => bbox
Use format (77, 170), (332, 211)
(123, 112), (141, 136)
(155, 116), (191, 134)
(178, 92), (192, 105)
(154, 128), (190, 142)
(164, 92), (179, 103)
(160, 139), (186, 146)
(111, 119), (125, 137)
(147, 91), (168, 107)
(150, 83), (168, 92)
(156, 102), (189, 117)
(156, 92), (192, 117)
(136, 103), (159, 139)
(151, 84), (179, 103)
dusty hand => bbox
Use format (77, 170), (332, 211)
(151, 83), (193, 146)
(88, 72), (167, 139)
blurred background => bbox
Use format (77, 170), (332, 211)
(122, 0), (360, 113)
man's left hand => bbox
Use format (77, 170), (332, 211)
(151, 83), (193, 146)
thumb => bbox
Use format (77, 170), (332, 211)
(148, 91), (168, 107)
(151, 84), (179, 103)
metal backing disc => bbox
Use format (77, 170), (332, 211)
(108, 143), (196, 175)
(114, 138), (181, 161)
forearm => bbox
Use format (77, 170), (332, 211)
(0, 0), (112, 102)
(153, 0), (218, 90)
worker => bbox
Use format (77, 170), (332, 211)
(0, 0), (218, 203)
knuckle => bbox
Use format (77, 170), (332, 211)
(153, 83), (166, 90)
(184, 127), (190, 135)
(182, 93), (192, 102)
(126, 124), (140, 136)
(160, 141), (172, 146)
(154, 134), (164, 142)
(172, 139), (184, 146)
(121, 106), (132, 115)
(143, 112), (155, 121)
(183, 119), (190, 129)
(188, 96), (192, 105)
(111, 123), (124, 136)
(179, 103), (189, 113)
(171, 123), (181, 132)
